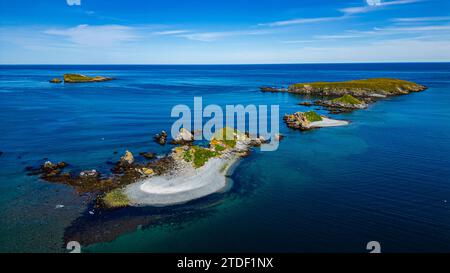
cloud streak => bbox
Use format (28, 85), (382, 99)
(258, 16), (343, 27)
(44, 24), (138, 46)
(340, 0), (424, 15)
(177, 29), (270, 42)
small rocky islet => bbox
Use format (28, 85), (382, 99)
(262, 78), (427, 125)
(49, 73), (114, 84)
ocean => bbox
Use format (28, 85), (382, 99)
(0, 63), (449, 252)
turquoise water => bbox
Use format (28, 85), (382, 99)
(0, 64), (449, 252)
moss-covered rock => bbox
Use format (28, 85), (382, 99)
(102, 188), (130, 209)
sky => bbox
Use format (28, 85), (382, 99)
(0, 0), (449, 64)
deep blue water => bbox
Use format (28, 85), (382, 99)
(0, 63), (449, 252)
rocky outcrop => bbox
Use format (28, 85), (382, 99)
(260, 86), (287, 92)
(171, 128), (194, 144)
(154, 131), (168, 145)
(63, 74), (114, 83)
(284, 112), (314, 130)
(284, 111), (348, 130)
(25, 160), (69, 178)
(314, 94), (368, 112)
(121, 150), (134, 165)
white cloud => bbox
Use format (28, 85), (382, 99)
(375, 24), (450, 31)
(178, 29), (269, 42)
(152, 30), (191, 36)
(258, 16), (343, 27)
(66, 0), (81, 6)
(260, 0), (425, 28)
(391, 16), (450, 22)
(44, 24), (138, 46)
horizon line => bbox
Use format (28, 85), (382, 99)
(1, 61), (450, 66)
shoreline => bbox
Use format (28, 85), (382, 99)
(123, 129), (261, 207)
(125, 154), (240, 207)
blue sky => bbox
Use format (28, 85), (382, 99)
(0, 0), (449, 64)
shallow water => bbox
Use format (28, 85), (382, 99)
(0, 64), (449, 252)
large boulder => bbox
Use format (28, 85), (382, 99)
(172, 128), (194, 144)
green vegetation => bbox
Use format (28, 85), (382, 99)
(102, 188), (129, 208)
(331, 94), (362, 105)
(212, 127), (243, 148)
(183, 150), (193, 162)
(289, 78), (425, 95)
(304, 111), (322, 122)
(214, 144), (226, 152)
(192, 146), (218, 168)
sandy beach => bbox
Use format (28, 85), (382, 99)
(125, 152), (240, 206)
(310, 117), (349, 128)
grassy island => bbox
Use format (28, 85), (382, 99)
(287, 78), (426, 97)
(63, 73), (114, 83)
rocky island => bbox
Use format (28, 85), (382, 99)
(262, 78), (427, 97)
(284, 111), (349, 130)
(263, 78), (427, 115)
(63, 73), (114, 83)
(26, 127), (269, 209)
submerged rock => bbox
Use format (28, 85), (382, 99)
(79, 170), (99, 178)
(139, 152), (156, 160)
(260, 86), (287, 92)
(298, 101), (313, 106)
